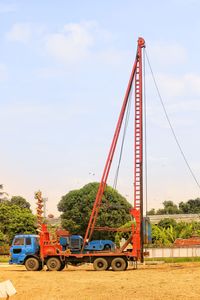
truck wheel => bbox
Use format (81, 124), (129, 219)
(25, 257), (40, 271)
(125, 260), (128, 270)
(58, 261), (65, 271)
(46, 257), (61, 271)
(93, 258), (108, 271)
(111, 257), (127, 271)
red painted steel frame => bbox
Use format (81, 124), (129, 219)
(82, 37), (145, 260)
(131, 37), (145, 261)
(37, 38), (145, 262)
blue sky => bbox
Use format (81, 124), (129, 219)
(1, 0), (200, 215)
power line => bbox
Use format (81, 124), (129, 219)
(145, 49), (200, 191)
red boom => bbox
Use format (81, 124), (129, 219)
(82, 37), (145, 260)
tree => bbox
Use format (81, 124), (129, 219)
(151, 225), (172, 246)
(151, 219), (200, 246)
(155, 201), (179, 215)
(57, 182), (132, 240)
(10, 196), (31, 210)
(148, 198), (200, 216)
(147, 208), (156, 215)
(158, 218), (177, 229)
(179, 198), (200, 214)
(0, 202), (36, 243)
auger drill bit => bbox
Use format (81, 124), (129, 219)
(35, 191), (44, 232)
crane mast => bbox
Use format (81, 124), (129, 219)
(83, 37), (145, 260)
(11, 38), (146, 273)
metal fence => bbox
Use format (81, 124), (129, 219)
(146, 247), (200, 258)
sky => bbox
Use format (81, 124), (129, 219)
(1, 0), (200, 216)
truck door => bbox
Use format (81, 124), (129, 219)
(10, 237), (25, 264)
(25, 237), (32, 255)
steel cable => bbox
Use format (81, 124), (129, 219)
(145, 49), (200, 191)
(113, 89), (132, 189)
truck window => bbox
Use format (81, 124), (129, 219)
(36, 237), (40, 245)
(13, 238), (24, 246)
(25, 237), (31, 245)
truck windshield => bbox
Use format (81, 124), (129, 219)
(13, 238), (24, 246)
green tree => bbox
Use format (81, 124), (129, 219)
(179, 198), (200, 214)
(57, 182), (132, 240)
(151, 220), (200, 246)
(151, 225), (172, 246)
(158, 218), (177, 229)
(0, 202), (36, 243)
(0, 230), (5, 243)
(149, 198), (200, 216)
(147, 208), (156, 215)
(156, 201), (179, 215)
(176, 222), (194, 239)
(10, 196), (31, 210)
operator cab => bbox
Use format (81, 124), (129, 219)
(59, 235), (115, 253)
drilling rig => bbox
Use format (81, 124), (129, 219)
(9, 37), (149, 271)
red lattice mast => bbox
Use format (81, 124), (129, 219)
(83, 38), (145, 261)
(130, 37), (145, 261)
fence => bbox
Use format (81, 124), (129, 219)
(146, 247), (200, 258)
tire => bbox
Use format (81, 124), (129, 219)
(46, 257), (61, 271)
(58, 261), (65, 271)
(111, 257), (127, 271)
(25, 257), (40, 271)
(125, 260), (128, 270)
(104, 244), (111, 251)
(93, 258), (108, 271)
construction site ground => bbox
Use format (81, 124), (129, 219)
(0, 262), (200, 300)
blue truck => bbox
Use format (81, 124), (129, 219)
(10, 234), (115, 269)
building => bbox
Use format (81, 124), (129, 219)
(149, 214), (200, 224)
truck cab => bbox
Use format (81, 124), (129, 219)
(9, 234), (39, 265)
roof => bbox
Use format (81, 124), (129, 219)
(149, 214), (200, 224)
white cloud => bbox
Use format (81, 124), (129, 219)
(6, 21), (129, 69)
(44, 22), (94, 64)
(6, 23), (32, 43)
(44, 21), (129, 67)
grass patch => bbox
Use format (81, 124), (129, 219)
(0, 255), (9, 263)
